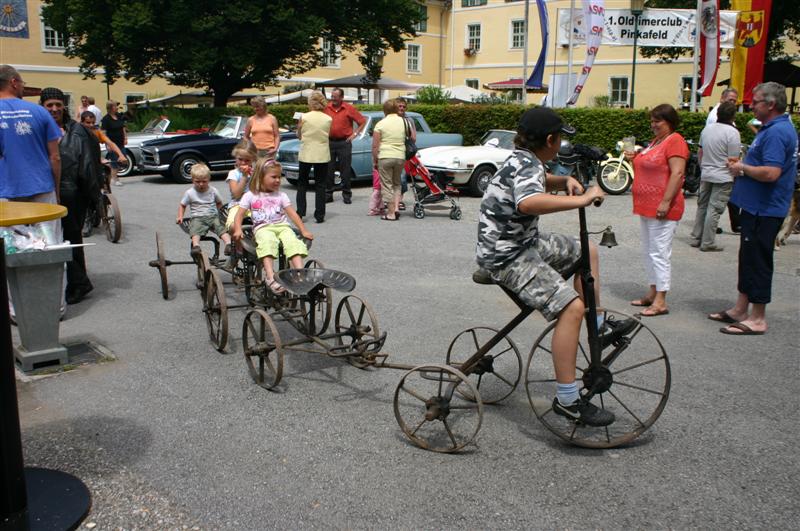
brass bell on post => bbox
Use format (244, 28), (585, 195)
(599, 227), (618, 248)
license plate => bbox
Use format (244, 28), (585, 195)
(284, 170), (298, 179)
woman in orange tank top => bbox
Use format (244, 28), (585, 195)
(244, 96), (280, 159)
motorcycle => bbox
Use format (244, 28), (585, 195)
(598, 141), (635, 195)
(546, 139), (607, 188)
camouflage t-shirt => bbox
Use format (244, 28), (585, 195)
(476, 148), (546, 270)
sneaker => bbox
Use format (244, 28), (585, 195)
(688, 239), (700, 248)
(552, 397), (615, 427)
(700, 245), (724, 252)
(599, 317), (637, 350)
(114, 180), (124, 186)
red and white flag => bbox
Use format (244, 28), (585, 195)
(698, 0), (721, 96)
(567, 0), (605, 105)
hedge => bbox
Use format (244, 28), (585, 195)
(129, 103), (790, 150)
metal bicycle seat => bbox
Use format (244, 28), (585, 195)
(275, 268), (356, 296)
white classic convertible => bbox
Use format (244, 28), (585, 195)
(416, 129), (515, 196)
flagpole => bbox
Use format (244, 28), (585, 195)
(567, 0), (575, 103)
(691, 0), (701, 112)
(522, 0), (530, 105)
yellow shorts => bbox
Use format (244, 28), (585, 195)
(254, 223), (308, 260)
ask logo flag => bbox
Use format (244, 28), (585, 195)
(567, 0), (605, 106)
(730, 0), (772, 104)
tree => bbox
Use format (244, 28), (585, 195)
(416, 85), (452, 104)
(640, 1), (800, 62)
(42, 0), (424, 106)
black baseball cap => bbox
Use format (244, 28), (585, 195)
(518, 107), (576, 138)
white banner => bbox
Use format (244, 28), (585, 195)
(567, 0), (604, 106)
(557, 8), (738, 48)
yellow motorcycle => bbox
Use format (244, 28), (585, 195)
(598, 141), (635, 195)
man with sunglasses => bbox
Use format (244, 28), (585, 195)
(712, 82), (798, 336)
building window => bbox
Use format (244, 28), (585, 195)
(609, 77), (629, 106)
(414, 3), (428, 32)
(407, 44), (421, 73)
(462, 0), (487, 6)
(511, 19), (526, 49)
(42, 23), (66, 50)
(467, 24), (481, 51)
(321, 38), (339, 67)
(465, 79), (479, 90)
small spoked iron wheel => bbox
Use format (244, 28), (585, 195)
(242, 309), (284, 390)
(154, 232), (169, 299)
(299, 259), (332, 333)
(334, 295), (380, 369)
(525, 308), (670, 448)
(193, 248), (211, 296)
(445, 326), (522, 404)
(203, 269), (228, 352)
(393, 364), (483, 453)
(102, 192), (122, 242)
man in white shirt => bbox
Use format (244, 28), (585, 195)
(706, 88), (738, 126)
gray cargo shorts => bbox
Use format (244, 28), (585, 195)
(188, 214), (225, 238)
(491, 232), (581, 321)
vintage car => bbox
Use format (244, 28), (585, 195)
(100, 116), (193, 177)
(416, 129), (515, 196)
(276, 111), (462, 186)
(140, 115), (296, 183)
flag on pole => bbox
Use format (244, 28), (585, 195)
(567, 0), (605, 106)
(698, 0), (720, 96)
(526, 0), (549, 89)
(730, 0), (772, 104)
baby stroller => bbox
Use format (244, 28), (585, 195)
(405, 155), (462, 220)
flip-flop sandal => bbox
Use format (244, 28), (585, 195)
(630, 299), (653, 307)
(720, 322), (765, 335)
(267, 279), (286, 295)
(638, 307), (669, 317)
(708, 311), (737, 324)
(380, 215), (398, 221)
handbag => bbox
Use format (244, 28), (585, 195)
(404, 118), (417, 160)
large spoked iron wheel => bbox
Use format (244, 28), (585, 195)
(445, 326), (522, 404)
(598, 162), (633, 195)
(525, 309), (670, 448)
(393, 364), (483, 453)
(334, 295), (380, 369)
(154, 232), (169, 299)
(299, 258), (332, 334)
(102, 192), (122, 242)
(203, 269), (228, 352)
(242, 309), (284, 390)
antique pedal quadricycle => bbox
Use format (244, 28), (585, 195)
(391, 201), (671, 452)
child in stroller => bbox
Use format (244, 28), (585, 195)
(404, 155), (462, 220)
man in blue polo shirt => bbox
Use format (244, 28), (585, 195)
(709, 82), (798, 335)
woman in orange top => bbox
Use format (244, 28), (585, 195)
(624, 104), (689, 317)
(243, 96), (280, 159)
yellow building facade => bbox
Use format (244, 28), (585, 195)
(3, 0), (796, 112)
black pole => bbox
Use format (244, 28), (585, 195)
(0, 238), (29, 529)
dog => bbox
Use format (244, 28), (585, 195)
(775, 188), (800, 250)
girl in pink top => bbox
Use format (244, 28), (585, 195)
(625, 104), (689, 317)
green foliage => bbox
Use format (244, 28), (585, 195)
(471, 93), (517, 104)
(415, 86), (452, 104)
(128, 103), (794, 148)
(592, 95), (612, 108)
(42, 0), (423, 106)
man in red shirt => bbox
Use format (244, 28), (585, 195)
(323, 88), (366, 204)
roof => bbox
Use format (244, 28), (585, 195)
(315, 74), (422, 90)
(483, 78), (549, 93)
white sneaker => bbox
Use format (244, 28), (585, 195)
(114, 180), (124, 186)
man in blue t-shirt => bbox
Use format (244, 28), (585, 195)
(0, 65), (62, 202)
(709, 82), (798, 336)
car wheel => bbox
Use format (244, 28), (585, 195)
(467, 164), (496, 196)
(171, 154), (204, 184)
(117, 149), (136, 177)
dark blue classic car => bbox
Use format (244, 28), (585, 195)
(140, 115), (296, 183)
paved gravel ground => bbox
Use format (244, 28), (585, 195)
(13, 172), (799, 529)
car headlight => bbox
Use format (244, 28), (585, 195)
(153, 147), (160, 165)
